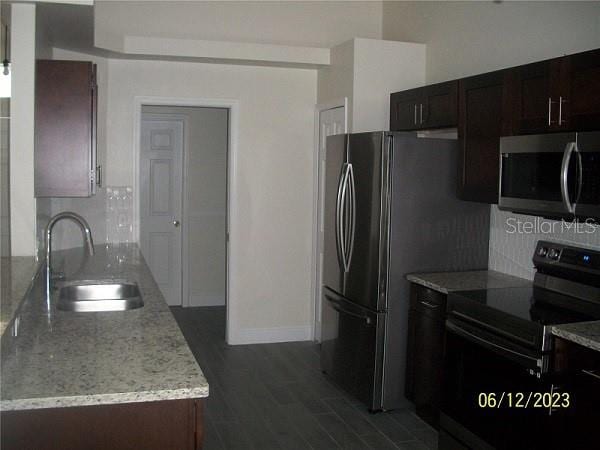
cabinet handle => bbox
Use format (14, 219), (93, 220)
(548, 97), (553, 126)
(414, 104), (418, 125)
(558, 96), (566, 126)
(96, 165), (102, 187)
(420, 300), (439, 309)
(419, 104), (424, 124)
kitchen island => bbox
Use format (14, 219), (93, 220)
(1, 245), (208, 449)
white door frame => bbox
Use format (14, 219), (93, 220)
(311, 98), (348, 341)
(133, 96), (239, 345)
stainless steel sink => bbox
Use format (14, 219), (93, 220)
(57, 281), (144, 312)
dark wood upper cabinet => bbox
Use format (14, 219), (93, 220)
(509, 48), (600, 135)
(562, 48), (600, 131)
(390, 88), (423, 130)
(35, 60), (98, 198)
(510, 58), (558, 134)
(423, 81), (458, 129)
(458, 70), (511, 203)
(390, 81), (458, 131)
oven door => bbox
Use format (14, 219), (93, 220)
(499, 133), (578, 218)
(440, 318), (569, 450)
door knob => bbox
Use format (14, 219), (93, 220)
(173, 220), (180, 228)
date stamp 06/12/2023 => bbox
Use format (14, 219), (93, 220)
(477, 392), (571, 410)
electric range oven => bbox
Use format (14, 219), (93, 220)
(439, 241), (600, 450)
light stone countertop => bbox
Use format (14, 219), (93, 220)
(406, 270), (531, 294)
(551, 321), (600, 352)
(1, 256), (39, 337)
(0, 245), (208, 411)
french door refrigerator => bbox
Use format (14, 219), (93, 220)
(320, 131), (490, 411)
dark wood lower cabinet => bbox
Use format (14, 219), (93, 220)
(1, 398), (204, 450)
(405, 284), (447, 428)
(553, 337), (600, 447)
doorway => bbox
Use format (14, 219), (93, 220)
(139, 105), (229, 314)
(312, 101), (347, 341)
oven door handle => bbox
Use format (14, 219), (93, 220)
(446, 321), (540, 366)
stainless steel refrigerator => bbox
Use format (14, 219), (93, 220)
(320, 131), (490, 411)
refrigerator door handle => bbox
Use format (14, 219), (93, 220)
(336, 164), (350, 270)
(345, 163), (356, 273)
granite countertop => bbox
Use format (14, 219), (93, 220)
(0, 245), (208, 411)
(551, 321), (600, 352)
(406, 270), (531, 294)
(1, 256), (39, 336)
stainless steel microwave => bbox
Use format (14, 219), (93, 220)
(499, 131), (600, 220)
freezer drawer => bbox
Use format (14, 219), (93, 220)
(320, 287), (386, 411)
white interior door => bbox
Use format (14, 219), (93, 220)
(315, 105), (346, 341)
(140, 115), (183, 306)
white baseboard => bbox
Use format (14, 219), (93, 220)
(187, 293), (225, 307)
(229, 324), (313, 345)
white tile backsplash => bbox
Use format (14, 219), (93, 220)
(489, 206), (600, 280)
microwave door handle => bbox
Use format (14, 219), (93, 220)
(560, 142), (577, 214)
(575, 150), (583, 207)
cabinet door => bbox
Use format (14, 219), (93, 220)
(458, 71), (509, 203)
(407, 285), (446, 428)
(35, 60), (97, 197)
(510, 59), (563, 134)
(390, 88), (423, 131)
(561, 48), (600, 131)
(423, 81), (458, 129)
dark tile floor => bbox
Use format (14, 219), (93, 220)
(171, 306), (438, 450)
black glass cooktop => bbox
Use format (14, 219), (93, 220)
(451, 286), (600, 326)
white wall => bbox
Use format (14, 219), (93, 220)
(317, 38), (426, 132)
(317, 39), (355, 125)
(352, 38), (425, 132)
(10, 3), (36, 257)
(107, 58), (316, 342)
(382, 1), (600, 83)
(143, 105), (228, 308)
(95, 1), (383, 49)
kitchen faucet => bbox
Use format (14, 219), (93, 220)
(45, 212), (95, 305)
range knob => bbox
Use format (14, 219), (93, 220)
(537, 247), (548, 257)
(548, 248), (561, 260)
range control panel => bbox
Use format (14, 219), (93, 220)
(534, 241), (600, 272)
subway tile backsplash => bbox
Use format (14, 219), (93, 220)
(489, 206), (600, 280)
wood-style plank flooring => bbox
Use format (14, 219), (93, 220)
(171, 306), (438, 450)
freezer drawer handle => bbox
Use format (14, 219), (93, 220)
(331, 304), (372, 325)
